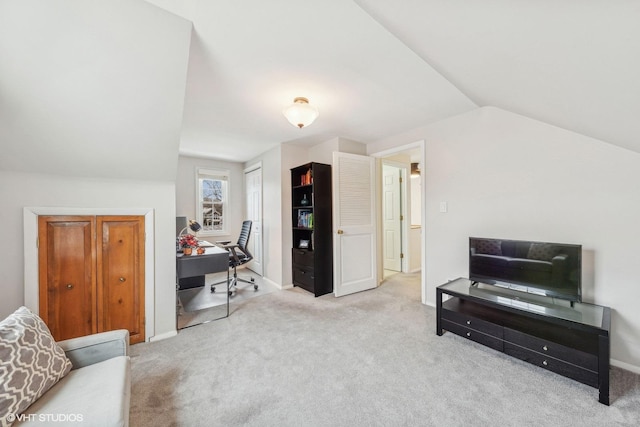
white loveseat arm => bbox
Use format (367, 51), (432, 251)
(58, 329), (130, 370)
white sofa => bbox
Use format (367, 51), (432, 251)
(14, 330), (131, 427)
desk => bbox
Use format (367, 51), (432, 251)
(176, 246), (228, 289)
(177, 246), (230, 326)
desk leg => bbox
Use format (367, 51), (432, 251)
(225, 268), (230, 317)
(436, 288), (443, 336)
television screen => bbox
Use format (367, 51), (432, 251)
(469, 237), (582, 302)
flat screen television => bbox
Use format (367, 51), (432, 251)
(469, 237), (582, 303)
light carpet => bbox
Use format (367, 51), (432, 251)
(131, 273), (640, 426)
(177, 270), (277, 329)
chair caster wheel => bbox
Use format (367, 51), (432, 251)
(228, 291), (233, 297)
(211, 287), (215, 293)
(254, 285), (258, 290)
(250, 277), (255, 282)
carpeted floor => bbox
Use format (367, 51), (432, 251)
(130, 273), (640, 426)
(177, 270), (278, 329)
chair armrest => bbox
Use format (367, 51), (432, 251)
(216, 240), (232, 245)
(58, 329), (129, 370)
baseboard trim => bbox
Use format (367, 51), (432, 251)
(611, 359), (640, 375)
(149, 330), (177, 342)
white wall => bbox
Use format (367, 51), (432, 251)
(367, 106), (640, 371)
(1, 170), (177, 340)
(308, 137), (367, 165)
(244, 145), (307, 288)
(175, 156), (245, 242)
(0, 0), (192, 182)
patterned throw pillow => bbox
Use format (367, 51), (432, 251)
(475, 239), (502, 256)
(527, 243), (560, 262)
(0, 306), (72, 427)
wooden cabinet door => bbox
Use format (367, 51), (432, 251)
(38, 216), (97, 341)
(97, 216), (145, 344)
(38, 215), (145, 344)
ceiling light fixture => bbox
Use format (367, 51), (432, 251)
(283, 97), (319, 128)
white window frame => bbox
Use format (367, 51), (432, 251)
(196, 167), (230, 236)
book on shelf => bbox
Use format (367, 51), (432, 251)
(300, 168), (313, 185)
(297, 210), (313, 228)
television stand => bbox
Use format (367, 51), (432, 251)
(436, 278), (611, 405)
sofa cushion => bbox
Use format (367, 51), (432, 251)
(474, 239), (502, 255)
(0, 307), (72, 427)
(15, 356), (130, 427)
(527, 243), (560, 262)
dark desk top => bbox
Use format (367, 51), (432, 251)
(176, 246), (228, 258)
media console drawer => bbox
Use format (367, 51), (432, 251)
(504, 328), (598, 371)
(504, 343), (598, 388)
(441, 319), (504, 352)
(441, 308), (503, 338)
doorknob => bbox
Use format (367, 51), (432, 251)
(337, 229), (344, 234)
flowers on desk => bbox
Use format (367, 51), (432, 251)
(179, 234), (200, 255)
(179, 234), (199, 248)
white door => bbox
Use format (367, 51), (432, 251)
(382, 164), (402, 272)
(332, 152), (377, 297)
(244, 166), (263, 275)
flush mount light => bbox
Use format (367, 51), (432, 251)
(282, 97), (319, 128)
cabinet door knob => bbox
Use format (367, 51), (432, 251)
(66, 283), (74, 290)
(543, 345), (548, 351)
(119, 277), (126, 282)
(466, 332), (471, 337)
(466, 320), (471, 325)
(337, 229), (344, 234)
(542, 360), (548, 366)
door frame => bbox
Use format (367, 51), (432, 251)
(23, 207), (155, 341)
(370, 140), (427, 305)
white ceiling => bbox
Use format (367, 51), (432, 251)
(149, 0), (476, 161)
(3, 1), (638, 180)
(356, 0), (640, 153)
(156, 0), (640, 161)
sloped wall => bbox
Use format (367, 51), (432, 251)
(0, 0), (192, 340)
(368, 106), (640, 371)
(0, 0), (192, 181)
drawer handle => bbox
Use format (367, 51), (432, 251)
(466, 320), (471, 325)
(543, 345), (548, 351)
(466, 332), (471, 337)
(542, 360), (548, 366)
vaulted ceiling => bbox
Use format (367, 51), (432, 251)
(155, 0), (640, 161)
(2, 1), (638, 180)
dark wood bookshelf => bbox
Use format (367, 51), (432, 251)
(291, 162), (332, 297)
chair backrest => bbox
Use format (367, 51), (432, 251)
(237, 220), (253, 261)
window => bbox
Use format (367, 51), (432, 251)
(196, 168), (229, 236)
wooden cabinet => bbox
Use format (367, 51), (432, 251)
(38, 215), (145, 344)
(291, 162), (333, 297)
(436, 278), (610, 405)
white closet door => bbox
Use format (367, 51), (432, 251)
(332, 152), (377, 297)
(245, 166), (263, 275)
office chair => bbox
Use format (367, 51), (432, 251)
(211, 220), (258, 295)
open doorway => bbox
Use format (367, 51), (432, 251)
(371, 141), (425, 303)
